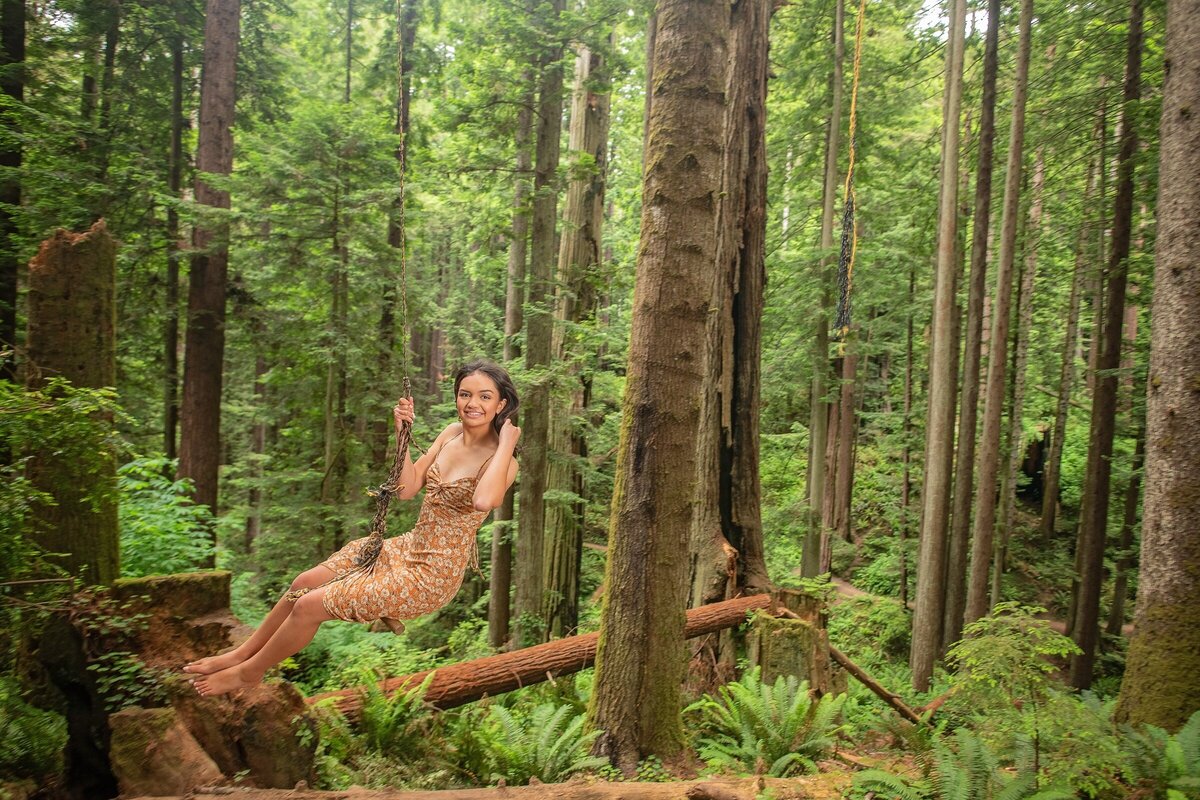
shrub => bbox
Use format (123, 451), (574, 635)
(118, 456), (214, 578)
(482, 701), (606, 785)
(685, 667), (845, 776)
(0, 677), (67, 780)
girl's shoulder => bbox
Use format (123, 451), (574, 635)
(434, 422), (464, 446)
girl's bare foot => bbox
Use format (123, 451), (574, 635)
(183, 650), (246, 676)
(193, 665), (261, 697)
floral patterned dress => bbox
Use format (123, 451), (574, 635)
(318, 440), (492, 623)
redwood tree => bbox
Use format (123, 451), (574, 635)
(588, 0), (728, 770)
(1114, 0), (1200, 721)
(178, 0), (239, 527)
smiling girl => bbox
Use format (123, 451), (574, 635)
(186, 360), (520, 697)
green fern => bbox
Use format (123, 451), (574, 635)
(1122, 710), (1200, 798)
(685, 667), (845, 776)
(853, 729), (1074, 800)
(358, 671), (437, 758)
(484, 701), (606, 785)
(0, 677), (67, 778)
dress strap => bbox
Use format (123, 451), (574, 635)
(431, 431), (463, 472)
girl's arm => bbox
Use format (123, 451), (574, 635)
(394, 399), (461, 500)
(473, 420), (520, 511)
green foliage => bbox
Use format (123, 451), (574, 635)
(480, 701), (606, 785)
(1120, 710), (1200, 799)
(853, 728), (1074, 800)
(358, 672), (438, 759)
(117, 457), (215, 577)
(0, 677), (67, 780)
(828, 595), (911, 666)
(86, 651), (172, 713)
(685, 668), (845, 777)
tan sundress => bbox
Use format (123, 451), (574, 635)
(319, 439), (493, 623)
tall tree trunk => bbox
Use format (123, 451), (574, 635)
(688, 0), (771, 689)
(963, 0), (1032, 626)
(1113, 0), (1200, 725)
(488, 80), (533, 649)
(802, 0), (844, 579)
(909, 0), (966, 692)
(179, 0), (239, 531)
(943, 0), (1000, 649)
(514, 0), (565, 647)
(26, 221), (118, 585)
(545, 39), (611, 639)
(1041, 150), (1099, 542)
(831, 347), (857, 544)
(899, 263), (915, 608)
(373, 0), (418, 469)
(587, 0), (728, 771)
(1106, 426), (1142, 636)
(0, 0), (24, 382)
(991, 143), (1044, 606)
(164, 27), (184, 461)
(1069, 0), (1142, 689)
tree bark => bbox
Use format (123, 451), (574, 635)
(909, 0), (966, 692)
(963, 0), (1032, 627)
(802, 0), (844, 579)
(587, 0), (728, 771)
(163, 25), (184, 462)
(545, 39), (611, 640)
(1113, 0), (1200, 725)
(488, 79), (533, 650)
(1070, 0), (1142, 690)
(688, 0), (771, 691)
(179, 0), (239, 528)
(942, 0), (999, 649)
(513, 0), (565, 646)
(26, 221), (118, 585)
(0, 0), (24, 382)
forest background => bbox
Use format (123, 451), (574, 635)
(1, 0), (1197, 795)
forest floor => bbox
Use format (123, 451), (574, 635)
(126, 775), (857, 800)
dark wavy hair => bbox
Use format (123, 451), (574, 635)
(452, 359), (519, 437)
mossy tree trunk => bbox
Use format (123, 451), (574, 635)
(26, 221), (118, 585)
(545, 38), (611, 640)
(1070, 0), (1142, 689)
(513, 0), (565, 648)
(179, 0), (238, 532)
(688, 0), (771, 688)
(1112, 0), (1199, 728)
(588, 0), (728, 772)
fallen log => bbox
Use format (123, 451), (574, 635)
(828, 645), (924, 726)
(308, 594), (773, 716)
(129, 775), (849, 800)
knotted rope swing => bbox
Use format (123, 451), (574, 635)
(284, 110), (416, 607)
(833, 0), (868, 348)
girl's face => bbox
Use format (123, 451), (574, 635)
(456, 371), (505, 432)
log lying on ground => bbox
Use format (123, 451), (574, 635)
(829, 645), (924, 725)
(308, 594), (773, 716)
(128, 774), (849, 800)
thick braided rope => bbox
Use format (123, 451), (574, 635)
(834, 0), (868, 347)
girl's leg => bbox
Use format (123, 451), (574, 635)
(183, 565), (335, 675)
(194, 587), (336, 697)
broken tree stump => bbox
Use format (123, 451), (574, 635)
(309, 594), (775, 716)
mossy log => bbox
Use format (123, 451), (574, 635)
(746, 612), (843, 695)
(309, 594), (775, 716)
